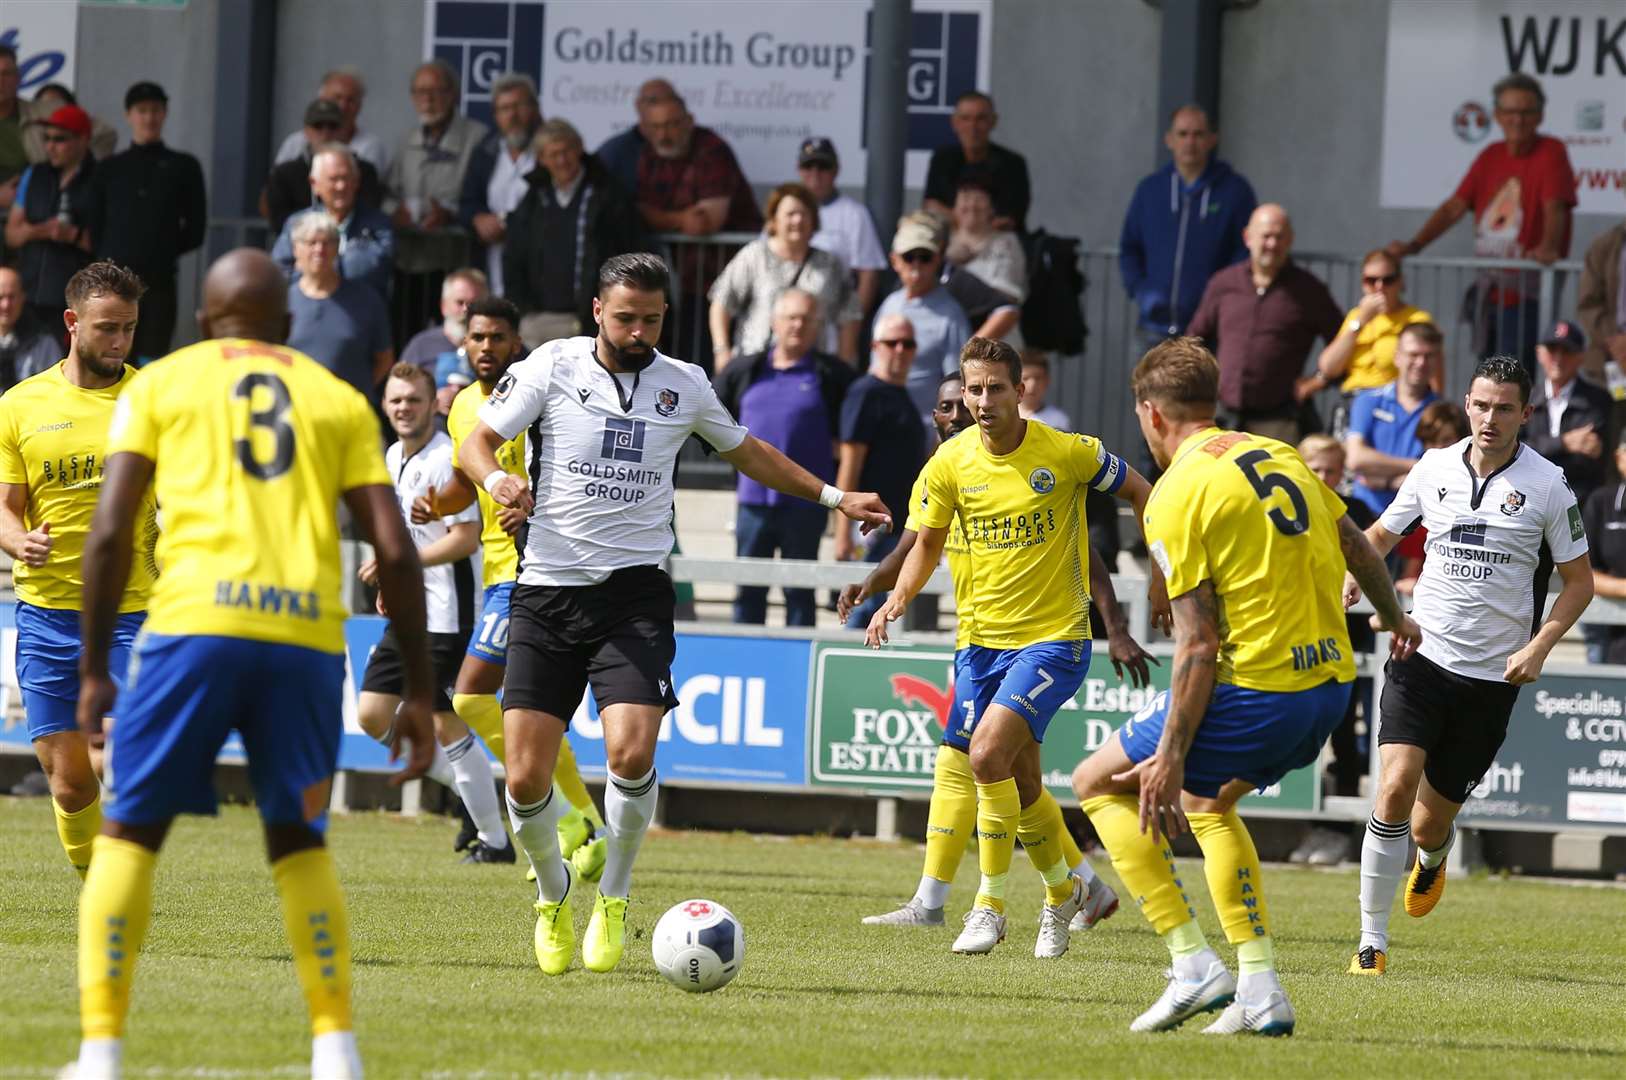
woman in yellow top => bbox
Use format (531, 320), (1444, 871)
(1316, 250), (1436, 432)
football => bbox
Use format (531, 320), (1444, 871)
(651, 899), (745, 993)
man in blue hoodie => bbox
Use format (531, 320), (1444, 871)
(1118, 106), (1256, 346)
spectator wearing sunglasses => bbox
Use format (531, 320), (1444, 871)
(4, 105), (96, 340)
(264, 99), (384, 235)
(873, 212), (972, 423)
(1317, 248), (1436, 407)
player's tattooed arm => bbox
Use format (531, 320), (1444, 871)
(1338, 514), (1422, 660)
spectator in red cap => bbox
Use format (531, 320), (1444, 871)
(4, 104), (97, 339)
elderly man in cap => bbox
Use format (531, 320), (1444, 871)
(3, 104), (96, 338)
(264, 99), (384, 234)
(87, 81), (205, 362)
(797, 136), (887, 316)
(872, 212), (972, 423)
(1524, 319), (1614, 507)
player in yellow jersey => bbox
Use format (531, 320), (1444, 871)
(849, 371), (1151, 951)
(1070, 337), (1418, 1036)
(415, 297), (608, 878)
(70, 250), (435, 1080)
(0, 262), (156, 880)
(866, 338), (1157, 958)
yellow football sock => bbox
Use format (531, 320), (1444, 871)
(452, 693), (505, 764)
(973, 778), (1020, 913)
(272, 847), (352, 1036)
(1189, 810), (1272, 946)
(554, 738), (604, 829)
(78, 835), (156, 1040)
(922, 746), (977, 886)
(1017, 792), (1077, 905)
(1081, 794), (1197, 934)
(54, 792), (103, 880)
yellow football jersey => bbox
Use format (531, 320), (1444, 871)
(0, 362), (158, 612)
(106, 339), (389, 653)
(448, 379), (526, 588)
(915, 420), (1128, 650)
(1143, 427), (1354, 692)
(905, 468), (975, 649)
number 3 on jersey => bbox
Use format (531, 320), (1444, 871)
(1235, 449), (1308, 536)
(234, 373), (295, 480)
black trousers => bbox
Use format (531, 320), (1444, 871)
(133, 270), (177, 363)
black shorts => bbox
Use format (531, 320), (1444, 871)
(1377, 651), (1520, 804)
(504, 565), (681, 721)
(360, 628), (466, 712)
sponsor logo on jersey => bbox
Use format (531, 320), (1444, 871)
(601, 417), (646, 462)
(1028, 467), (1056, 494)
(1569, 504), (1585, 542)
(1448, 520), (1487, 546)
(1500, 490), (1526, 516)
(655, 388), (679, 417)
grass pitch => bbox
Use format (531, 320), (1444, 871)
(1, 798), (1622, 1078)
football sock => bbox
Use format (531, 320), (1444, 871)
(973, 778), (1020, 913)
(602, 767), (659, 899)
(1016, 792), (1078, 905)
(272, 846), (352, 1037)
(1081, 794), (1196, 934)
(452, 692), (505, 763)
(554, 738), (605, 829)
(311, 1031), (362, 1079)
(445, 733), (506, 848)
(75, 1038), (121, 1079)
(54, 791), (102, 880)
(1188, 810), (1272, 946)
(507, 788), (568, 901)
(1418, 823), (1455, 870)
(78, 835), (156, 1040)
(919, 746), (977, 902)
(1359, 814), (1410, 952)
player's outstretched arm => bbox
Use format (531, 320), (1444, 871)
(77, 452), (155, 740)
(0, 482), (51, 567)
(1089, 543), (1156, 688)
(415, 470), (477, 522)
(721, 434), (892, 532)
(837, 528), (918, 624)
(344, 483), (435, 783)
(1112, 581), (1219, 839)
(460, 421), (534, 515)
(864, 524), (947, 647)
(1338, 515), (1421, 660)
(1506, 554), (1594, 685)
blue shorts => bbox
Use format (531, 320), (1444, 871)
(1119, 679), (1353, 798)
(957, 639), (1092, 744)
(466, 582), (513, 664)
(105, 634), (346, 829)
(16, 602), (145, 739)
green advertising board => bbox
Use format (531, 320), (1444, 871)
(808, 642), (1318, 811)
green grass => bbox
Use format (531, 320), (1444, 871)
(2, 798), (1623, 1078)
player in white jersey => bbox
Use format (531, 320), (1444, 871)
(1344, 356), (1592, 975)
(461, 252), (892, 978)
(353, 363), (515, 863)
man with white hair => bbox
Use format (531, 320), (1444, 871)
(400, 268), (488, 413)
(272, 144), (395, 299)
(272, 68), (390, 174)
(387, 60), (488, 275)
(458, 74), (542, 295)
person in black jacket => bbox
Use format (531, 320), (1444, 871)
(263, 98), (383, 236)
(89, 82), (205, 363)
(713, 288), (855, 625)
(4, 105), (95, 341)
(503, 118), (644, 348)
(1523, 320), (1614, 509)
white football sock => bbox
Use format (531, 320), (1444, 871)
(75, 1038), (121, 1080)
(1359, 814), (1410, 952)
(1070, 856), (1100, 887)
(600, 767), (658, 899)
(311, 1030), (362, 1079)
(507, 788), (569, 901)
(1417, 823), (1455, 870)
(912, 874), (950, 910)
(445, 733), (507, 848)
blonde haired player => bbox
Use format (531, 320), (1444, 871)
(1071, 336), (1416, 1035)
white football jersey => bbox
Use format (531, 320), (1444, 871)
(385, 431), (482, 635)
(480, 336), (748, 586)
(1379, 438), (1588, 681)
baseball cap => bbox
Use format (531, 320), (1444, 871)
(124, 81), (168, 110)
(304, 98), (345, 129)
(797, 137), (838, 168)
(1540, 319), (1587, 352)
(892, 213), (945, 256)
(42, 105), (92, 140)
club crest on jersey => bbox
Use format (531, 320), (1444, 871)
(655, 388), (680, 417)
(1028, 467), (1056, 494)
(1500, 490), (1525, 517)
(490, 372), (515, 403)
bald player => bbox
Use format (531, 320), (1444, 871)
(71, 249), (433, 1080)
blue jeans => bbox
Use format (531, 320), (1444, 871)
(734, 501), (828, 626)
(843, 531), (902, 630)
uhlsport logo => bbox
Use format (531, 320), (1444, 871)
(1028, 467), (1056, 494)
(601, 417), (646, 462)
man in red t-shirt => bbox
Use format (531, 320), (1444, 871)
(1387, 73), (1576, 373)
